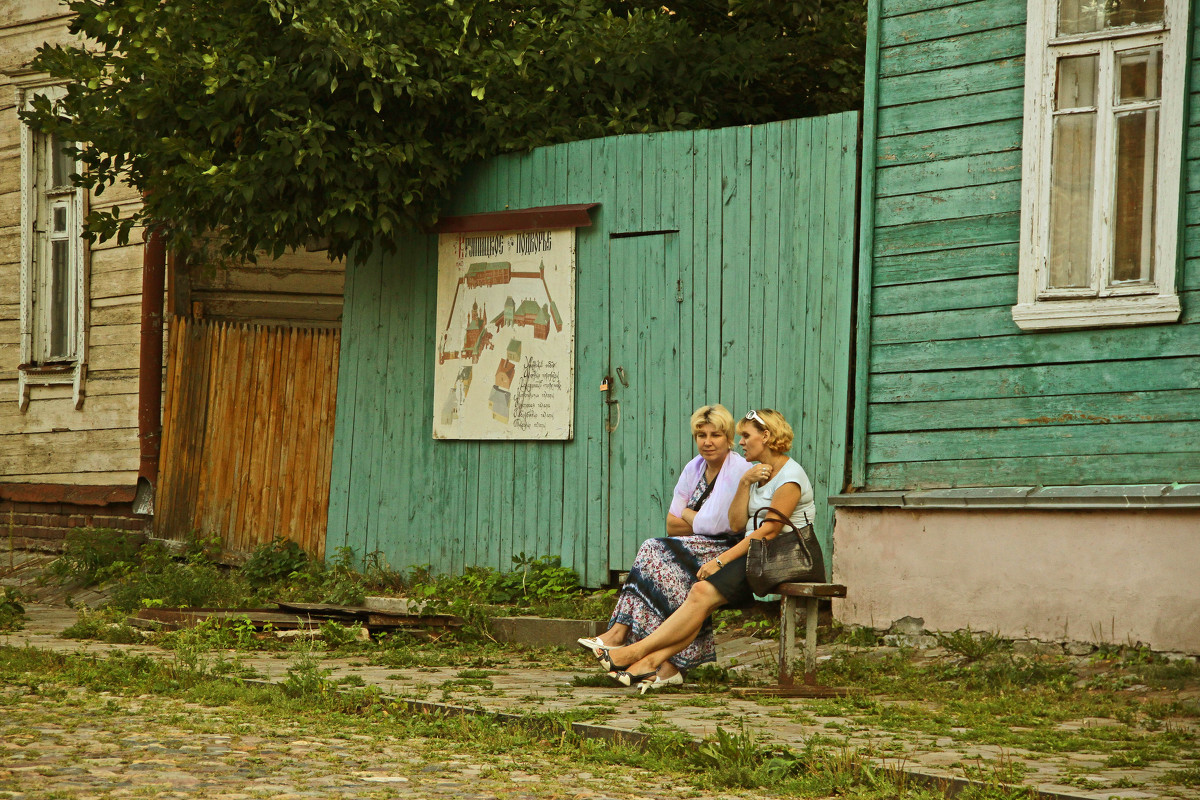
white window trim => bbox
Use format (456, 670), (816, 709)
(1014, 0), (1188, 332)
(16, 79), (89, 411)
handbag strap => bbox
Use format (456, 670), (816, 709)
(752, 506), (809, 534)
(748, 510), (796, 534)
(687, 472), (718, 511)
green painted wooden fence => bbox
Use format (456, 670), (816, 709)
(327, 114), (860, 585)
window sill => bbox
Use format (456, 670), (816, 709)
(830, 484), (1200, 509)
(1011, 294), (1181, 331)
(18, 362), (78, 376)
(17, 361), (86, 411)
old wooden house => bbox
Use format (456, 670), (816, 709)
(836, 0), (1199, 653)
(1, 1), (344, 557)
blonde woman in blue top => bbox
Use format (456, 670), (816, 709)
(596, 409), (817, 688)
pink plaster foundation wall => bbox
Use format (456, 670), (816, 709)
(832, 507), (1200, 654)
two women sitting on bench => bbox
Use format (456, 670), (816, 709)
(588, 408), (816, 690)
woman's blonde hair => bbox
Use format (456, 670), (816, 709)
(690, 404), (735, 441)
(737, 408), (794, 453)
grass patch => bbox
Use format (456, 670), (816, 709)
(45, 537), (618, 645)
(815, 648), (1198, 765)
(0, 644), (1034, 799)
(60, 607), (143, 643)
(1159, 767), (1200, 786)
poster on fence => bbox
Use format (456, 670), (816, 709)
(432, 228), (575, 440)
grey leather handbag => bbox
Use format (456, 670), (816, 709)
(745, 507), (826, 595)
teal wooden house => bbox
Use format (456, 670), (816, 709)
(837, 0), (1200, 653)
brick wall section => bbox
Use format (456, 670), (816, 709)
(0, 499), (149, 551)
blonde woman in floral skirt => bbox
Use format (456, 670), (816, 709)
(579, 404), (751, 691)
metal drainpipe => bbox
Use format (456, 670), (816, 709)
(133, 226), (166, 516)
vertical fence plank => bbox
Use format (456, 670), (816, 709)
(801, 120), (829, 478)
(313, 328), (338, 559)
(327, 244), (363, 553)
(301, 329), (323, 555)
(157, 317), (181, 533)
(761, 122), (784, 412)
(747, 124), (768, 415)
(790, 118), (813, 443)
(344, 253), (384, 558)
(704, 131), (725, 402)
(776, 120), (799, 417)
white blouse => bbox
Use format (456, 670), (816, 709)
(744, 458), (816, 535)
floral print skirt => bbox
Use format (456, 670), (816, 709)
(607, 533), (740, 671)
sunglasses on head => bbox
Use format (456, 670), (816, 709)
(744, 409), (767, 426)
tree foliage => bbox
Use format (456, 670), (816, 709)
(26, 0), (865, 260)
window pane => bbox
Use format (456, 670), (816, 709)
(1056, 55), (1099, 109)
(52, 205), (68, 233)
(1058, 0), (1164, 35)
(1112, 108), (1158, 283)
(49, 239), (72, 357)
(50, 133), (73, 189)
(1115, 46), (1161, 104)
(1048, 113), (1097, 289)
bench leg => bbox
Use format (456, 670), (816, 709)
(804, 597), (819, 683)
(778, 595), (797, 687)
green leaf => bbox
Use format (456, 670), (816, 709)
(25, 0), (865, 260)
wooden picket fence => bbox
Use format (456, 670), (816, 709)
(157, 316), (340, 558)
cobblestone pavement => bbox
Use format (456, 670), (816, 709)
(0, 682), (725, 800)
(4, 604), (1199, 800)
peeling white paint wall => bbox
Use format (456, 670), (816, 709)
(833, 507), (1200, 654)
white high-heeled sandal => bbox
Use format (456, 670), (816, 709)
(638, 671), (684, 694)
(577, 636), (622, 656)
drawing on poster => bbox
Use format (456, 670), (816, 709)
(433, 228), (575, 439)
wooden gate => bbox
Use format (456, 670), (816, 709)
(329, 113), (859, 585)
(157, 316), (339, 557)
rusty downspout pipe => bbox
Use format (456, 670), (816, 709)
(135, 225), (166, 515)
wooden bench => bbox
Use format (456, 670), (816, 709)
(734, 582), (850, 697)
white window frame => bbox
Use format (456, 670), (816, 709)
(1014, 0), (1188, 331)
(17, 80), (88, 410)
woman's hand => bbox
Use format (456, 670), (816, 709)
(697, 559), (722, 579)
(741, 463), (773, 487)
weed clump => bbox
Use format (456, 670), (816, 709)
(265, 546), (369, 606)
(0, 587), (26, 631)
(60, 608), (143, 644)
(281, 647), (335, 699)
(45, 528), (144, 586)
(318, 620), (366, 650)
(694, 723), (799, 787)
(241, 536), (309, 586)
(108, 541), (251, 613)
(406, 553), (614, 629)
(936, 627), (1009, 662)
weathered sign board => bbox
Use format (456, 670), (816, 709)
(433, 228), (575, 439)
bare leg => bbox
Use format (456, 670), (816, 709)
(604, 582), (726, 673)
(596, 623), (629, 648)
(656, 660), (681, 680)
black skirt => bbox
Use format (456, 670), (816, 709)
(701, 554), (756, 610)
